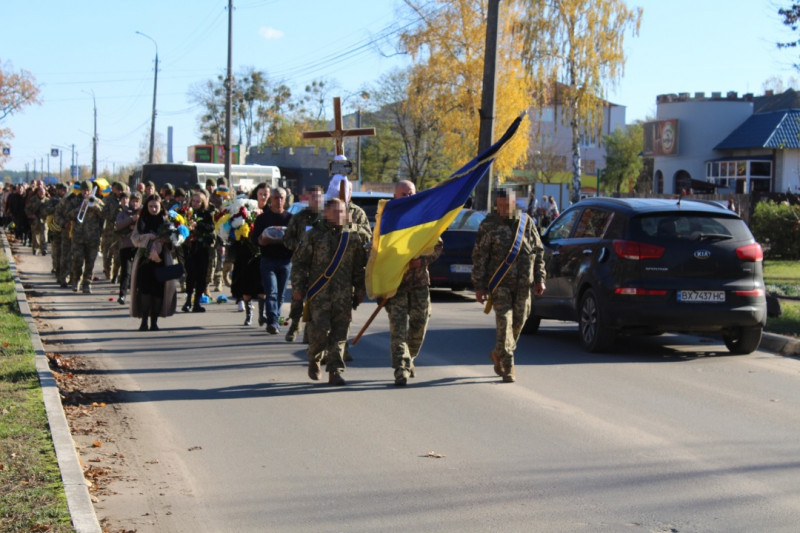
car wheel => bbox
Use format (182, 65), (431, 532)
(722, 326), (762, 355)
(578, 289), (615, 352)
(522, 315), (540, 335)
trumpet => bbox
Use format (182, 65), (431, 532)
(76, 186), (98, 223)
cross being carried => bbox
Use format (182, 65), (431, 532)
(302, 96), (376, 156)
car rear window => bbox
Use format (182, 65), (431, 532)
(631, 213), (752, 241)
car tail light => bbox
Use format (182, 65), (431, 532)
(735, 243), (763, 262)
(735, 288), (765, 297)
(614, 287), (668, 296)
(612, 240), (665, 260)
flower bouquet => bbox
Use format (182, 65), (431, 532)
(214, 197), (260, 244)
(162, 209), (191, 247)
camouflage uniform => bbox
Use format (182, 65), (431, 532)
(100, 193), (121, 279)
(24, 194), (46, 255)
(55, 191), (82, 286)
(471, 212), (545, 378)
(40, 195), (62, 274)
(282, 206), (321, 335)
(348, 203), (372, 239)
(386, 239), (443, 381)
(69, 194), (105, 293)
(291, 218), (368, 376)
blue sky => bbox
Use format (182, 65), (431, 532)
(2, 0), (797, 175)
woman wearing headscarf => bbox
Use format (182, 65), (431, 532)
(181, 190), (215, 312)
(130, 194), (178, 331)
(231, 183), (268, 326)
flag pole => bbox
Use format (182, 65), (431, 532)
(351, 299), (387, 345)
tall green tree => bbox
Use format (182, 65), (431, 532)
(0, 59), (41, 168)
(602, 122), (643, 193)
(519, 0), (641, 202)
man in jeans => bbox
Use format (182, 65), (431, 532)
(254, 187), (293, 334)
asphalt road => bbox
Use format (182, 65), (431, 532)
(15, 244), (800, 533)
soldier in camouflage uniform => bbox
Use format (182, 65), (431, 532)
(55, 183), (82, 287)
(100, 182), (123, 280)
(69, 181), (106, 294)
(40, 183), (66, 274)
(291, 198), (368, 386)
(282, 185), (324, 342)
(386, 181), (443, 386)
(24, 185), (47, 255)
(471, 189), (546, 383)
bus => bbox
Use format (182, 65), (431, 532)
(130, 162), (282, 193)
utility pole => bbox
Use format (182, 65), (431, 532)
(224, 0), (234, 184)
(474, 0), (500, 212)
(91, 93), (98, 180)
(136, 31), (159, 164)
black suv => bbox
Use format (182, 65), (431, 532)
(524, 197), (767, 354)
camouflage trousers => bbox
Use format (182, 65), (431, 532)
(101, 230), (116, 278)
(386, 286), (431, 374)
(490, 286), (532, 369)
(71, 240), (100, 290)
(206, 244), (223, 291)
(30, 219), (46, 254)
(58, 232), (72, 284)
(50, 231), (62, 276)
(307, 301), (352, 373)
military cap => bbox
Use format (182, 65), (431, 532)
(80, 180), (93, 191)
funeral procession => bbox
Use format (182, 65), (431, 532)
(3, 1), (800, 532)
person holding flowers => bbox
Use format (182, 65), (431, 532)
(130, 194), (179, 331)
(181, 190), (216, 313)
(217, 184), (267, 326)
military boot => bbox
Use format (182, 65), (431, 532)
(502, 364), (515, 383)
(308, 360), (321, 381)
(328, 371), (345, 386)
(489, 350), (504, 377)
(285, 320), (300, 342)
(394, 368), (410, 387)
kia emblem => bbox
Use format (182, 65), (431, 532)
(693, 249), (711, 260)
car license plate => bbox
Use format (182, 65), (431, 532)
(678, 290), (725, 303)
(450, 264), (473, 274)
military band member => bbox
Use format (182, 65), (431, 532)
(101, 181), (124, 280)
(40, 183), (66, 274)
(472, 189), (546, 383)
(291, 198), (368, 386)
(55, 183), (83, 288)
(25, 185), (47, 256)
(69, 181), (105, 294)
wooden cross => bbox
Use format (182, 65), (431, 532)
(302, 96), (376, 156)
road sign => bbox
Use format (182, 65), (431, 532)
(329, 159), (354, 176)
(70, 165), (79, 177)
(51, 148), (59, 157)
(1, 147), (9, 156)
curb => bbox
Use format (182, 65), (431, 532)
(761, 331), (800, 357)
(1, 231), (102, 533)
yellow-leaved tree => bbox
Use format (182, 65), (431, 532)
(518, 0), (641, 202)
(0, 59), (41, 169)
(398, 0), (533, 186)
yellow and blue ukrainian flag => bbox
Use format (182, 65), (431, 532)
(365, 113), (525, 300)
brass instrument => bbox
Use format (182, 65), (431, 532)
(76, 185), (98, 223)
(45, 214), (62, 233)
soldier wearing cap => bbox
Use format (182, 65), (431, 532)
(68, 180), (105, 293)
(25, 184), (47, 256)
(101, 181), (124, 280)
(54, 183), (83, 287)
(471, 189), (546, 383)
(40, 183), (67, 275)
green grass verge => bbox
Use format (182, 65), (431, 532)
(0, 250), (74, 531)
(763, 259), (800, 338)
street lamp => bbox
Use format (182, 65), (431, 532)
(136, 30), (159, 164)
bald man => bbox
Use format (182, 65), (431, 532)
(385, 180), (443, 386)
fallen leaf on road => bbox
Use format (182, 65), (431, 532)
(92, 441), (103, 448)
(422, 451), (446, 459)
(188, 446), (202, 452)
